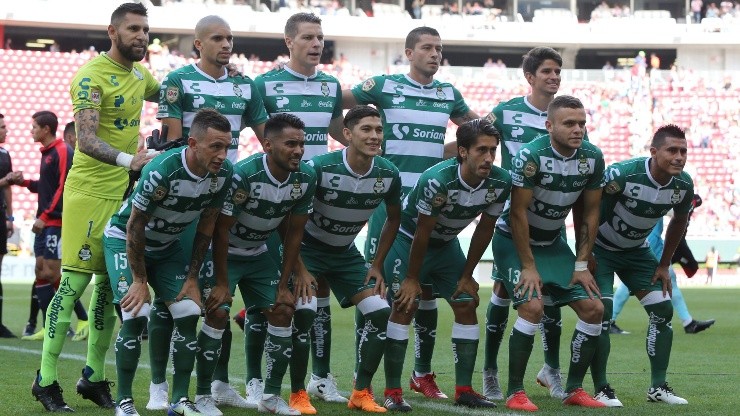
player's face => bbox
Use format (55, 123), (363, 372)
(190, 127), (231, 176)
(31, 119), (46, 143)
(545, 107), (587, 155)
(651, 136), (687, 177)
(111, 13), (150, 62)
(527, 59), (561, 96)
(196, 24), (233, 67)
(265, 127), (305, 174)
(406, 34), (442, 79)
(286, 22), (324, 69)
(460, 134), (498, 181)
(347, 116), (383, 158)
(0, 118), (7, 142)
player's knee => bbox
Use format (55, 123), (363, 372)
(640, 291), (673, 319)
(265, 304), (293, 326)
(517, 299), (544, 323)
(122, 303), (151, 321)
(357, 295), (389, 316)
(205, 307), (229, 327)
(168, 299), (202, 319)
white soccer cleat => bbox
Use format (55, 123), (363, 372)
(245, 378), (264, 408)
(482, 368), (504, 400)
(593, 384), (623, 407)
(115, 398), (140, 416)
(307, 373), (348, 403)
(257, 394), (301, 415)
(536, 364), (567, 399)
(168, 397), (202, 416)
(211, 380), (252, 408)
(146, 381), (169, 410)
(194, 394), (222, 416)
(647, 383), (688, 405)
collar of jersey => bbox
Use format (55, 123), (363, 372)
(457, 163), (485, 191)
(550, 143), (578, 161)
(262, 154), (291, 186)
(403, 74), (435, 88)
(101, 52), (135, 73)
(342, 148), (375, 178)
(644, 157), (674, 189)
(284, 64), (318, 80)
(523, 96), (547, 116)
(181, 148), (209, 182)
(192, 63), (228, 81)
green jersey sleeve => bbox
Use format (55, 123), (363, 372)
(351, 76), (383, 105)
(449, 85), (471, 119)
(385, 167), (403, 206)
(587, 149), (607, 190)
(157, 72), (185, 120)
(673, 174), (695, 214)
(414, 171), (449, 217)
(243, 82), (269, 127)
(512, 149), (539, 190)
(131, 164), (171, 215)
(70, 72), (105, 114)
(291, 169), (317, 215)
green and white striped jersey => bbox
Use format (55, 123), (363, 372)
(596, 157), (694, 251)
(105, 147), (232, 251)
(496, 135), (605, 246)
(303, 149), (402, 252)
(351, 74), (470, 192)
(254, 67), (342, 161)
(222, 153), (316, 256)
(400, 158), (511, 247)
(157, 64), (268, 162)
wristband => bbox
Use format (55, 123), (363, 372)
(574, 261), (588, 271)
(6, 215), (13, 222)
(116, 152), (134, 169)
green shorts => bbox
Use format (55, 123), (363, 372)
(228, 251), (281, 314)
(62, 188), (122, 274)
(265, 231), (283, 266)
(383, 235), (471, 303)
(103, 236), (189, 304)
(301, 242), (374, 308)
(363, 201), (387, 263)
(492, 232), (589, 308)
(593, 245), (661, 297)
(490, 227), (569, 284)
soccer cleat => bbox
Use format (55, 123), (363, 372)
(593, 384), (623, 407)
(482, 368), (503, 400)
(348, 388), (386, 412)
(647, 383), (688, 404)
(76, 372), (115, 409)
(684, 319), (715, 334)
(22, 327), (45, 341)
(505, 391), (538, 412)
(0, 324), (17, 338)
(562, 388), (606, 408)
(66, 327), (76, 337)
(168, 397), (202, 415)
(535, 363), (567, 399)
(72, 321), (90, 341)
(32, 371), (74, 412)
(289, 390), (317, 414)
(258, 394), (301, 415)
(609, 320), (630, 335)
(454, 387), (497, 408)
(352, 375), (374, 399)
(409, 372), (448, 399)
(194, 394), (223, 416)
(147, 381), (170, 410)
(116, 398), (140, 416)
(383, 388), (412, 412)
(212, 380), (252, 408)
(245, 378), (264, 408)
(23, 322), (37, 337)
(307, 373), (349, 403)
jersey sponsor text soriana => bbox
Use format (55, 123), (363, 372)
(596, 157), (694, 251)
(68, 53), (160, 199)
(222, 153), (316, 256)
(400, 158), (511, 247)
(255, 67), (342, 161)
(351, 74), (470, 192)
(104, 147), (232, 250)
(156, 64), (268, 163)
(496, 135), (605, 246)
(304, 149), (401, 251)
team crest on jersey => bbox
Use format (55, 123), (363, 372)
(152, 186), (168, 201)
(233, 188), (248, 204)
(485, 186), (497, 203)
(577, 154), (590, 175)
(117, 276), (129, 294)
(209, 177), (219, 193)
(166, 86), (179, 103)
(290, 180), (303, 200)
(321, 81), (330, 97)
(233, 83), (243, 98)
(436, 87), (446, 99)
(78, 244), (92, 261)
(361, 78), (375, 92)
(133, 68), (144, 80)
(432, 193), (447, 207)
(90, 89), (101, 105)
(671, 188), (681, 204)
(605, 180), (621, 194)
(373, 177), (384, 194)
(524, 161), (537, 178)
(265, 207), (276, 216)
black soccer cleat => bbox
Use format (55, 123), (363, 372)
(383, 389), (412, 412)
(32, 371), (74, 412)
(455, 389), (497, 408)
(684, 319), (715, 334)
(608, 320), (630, 335)
(76, 371), (115, 409)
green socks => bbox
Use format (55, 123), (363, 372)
(148, 299), (173, 385)
(591, 298), (612, 390)
(384, 321), (409, 389)
(483, 293), (510, 371)
(413, 300), (437, 374)
(263, 324), (292, 396)
(196, 323), (225, 396)
(642, 295), (674, 387)
(290, 307), (317, 392)
(451, 323), (479, 387)
(356, 306), (390, 390)
(311, 298), (332, 378)
(564, 320), (601, 392)
(507, 317), (538, 396)
(115, 316), (147, 402)
(541, 304), (562, 370)
(245, 312), (268, 381)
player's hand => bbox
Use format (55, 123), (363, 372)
(394, 278), (421, 314)
(176, 278), (203, 309)
(120, 280), (151, 316)
(130, 147), (158, 172)
(569, 270), (601, 299)
(364, 264), (386, 299)
(292, 270), (317, 305)
(225, 63), (244, 78)
(271, 285), (295, 313)
(651, 265), (673, 298)
(205, 284), (232, 314)
(8, 171), (23, 185)
(514, 267), (543, 302)
(452, 275), (480, 306)
(31, 218), (46, 234)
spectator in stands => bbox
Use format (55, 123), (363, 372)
(691, 0), (704, 22)
(441, 2), (451, 14)
(650, 53), (660, 71)
(484, 57), (496, 67)
(706, 2), (720, 17)
(412, 0), (424, 19)
(705, 246), (719, 284)
(0, 112), (17, 338)
(63, 121), (76, 150)
(602, 60), (615, 80)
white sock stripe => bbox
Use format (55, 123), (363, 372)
(640, 291), (671, 306)
(356, 295), (389, 315)
(418, 299), (437, 310)
(451, 323), (480, 340)
(513, 317), (539, 335)
(121, 303), (151, 321)
(168, 299), (201, 319)
(317, 297), (331, 308)
(575, 319), (602, 336)
(489, 292), (511, 307)
(267, 324), (292, 338)
(294, 296), (318, 311)
(201, 323), (225, 340)
(386, 321), (409, 340)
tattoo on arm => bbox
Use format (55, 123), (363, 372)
(577, 222), (590, 256)
(75, 109), (122, 165)
(188, 231), (211, 279)
(127, 210), (151, 283)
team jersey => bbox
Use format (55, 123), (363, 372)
(254, 66), (342, 161)
(157, 64), (268, 163)
(104, 147), (232, 251)
(496, 135), (605, 246)
(351, 74), (470, 191)
(303, 149), (402, 252)
(222, 153), (316, 256)
(68, 53), (160, 199)
(21, 139), (73, 226)
(596, 157), (694, 251)
(400, 158), (511, 247)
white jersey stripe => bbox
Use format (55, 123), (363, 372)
(383, 108), (451, 127)
(262, 80), (338, 97)
(385, 140), (443, 159)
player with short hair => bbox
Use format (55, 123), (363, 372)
(590, 124), (694, 406)
(31, 3), (160, 412)
(212, 113), (316, 416)
(383, 118), (510, 410)
(493, 95), (606, 411)
(63, 121), (76, 150)
(0, 112), (17, 339)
